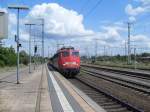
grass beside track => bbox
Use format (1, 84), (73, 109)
(85, 61), (150, 70)
(0, 64), (27, 75)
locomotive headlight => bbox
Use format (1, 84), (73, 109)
(63, 62), (77, 66)
(63, 62), (68, 66)
(72, 62), (76, 65)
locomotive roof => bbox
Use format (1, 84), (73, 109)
(57, 47), (79, 53)
(60, 46), (74, 50)
(52, 47), (79, 58)
(57, 46), (77, 52)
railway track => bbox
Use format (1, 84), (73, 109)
(81, 66), (150, 95)
(69, 78), (142, 112)
(77, 66), (150, 112)
(81, 64), (150, 79)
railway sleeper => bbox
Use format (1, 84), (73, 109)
(97, 100), (115, 104)
(103, 104), (125, 109)
(106, 107), (129, 112)
(100, 102), (118, 106)
(76, 76), (143, 112)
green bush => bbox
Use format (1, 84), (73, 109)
(20, 50), (29, 65)
(0, 47), (30, 67)
(0, 60), (5, 67)
(0, 46), (17, 66)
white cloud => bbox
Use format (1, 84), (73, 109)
(77, 24), (125, 45)
(6, 3), (126, 49)
(6, 3), (127, 55)
(134, 0), (150, 5)
(9, 13), (17, 29)
(27, 3), (93, 37)
(101, 28), (120, 39)
(125, 4), (145, 16)
(129, 16), (136, 22)
(124, 1), (150, 48)
(5, 3), (150, 56)
(20, 30), (29, 41)
(85, 25), (125, 46)
(102, 25), (126, 32)
(131, 34), (150, 42)
(125, 0), (150, 21)
(0, 7), (7, 13)
(142, 0), (150, 5)
(131, 34), (150, 47)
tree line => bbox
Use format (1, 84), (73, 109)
(81, 52), (150, 63)
(0, 46), (29, 67)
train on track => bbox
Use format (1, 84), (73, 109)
(50, 46), (80, 78)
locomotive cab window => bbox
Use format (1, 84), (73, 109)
(54, 53), (59, 58)
(72, 51), (79, 56)
(62, 51), (69, 57)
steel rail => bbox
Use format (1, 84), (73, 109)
(81, 64), (150, 79)
(71, 77), (143, 112)
(81, 68), (150, 94)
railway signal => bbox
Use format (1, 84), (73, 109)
(34, 45), (37, 53)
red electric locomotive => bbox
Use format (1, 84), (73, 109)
(51, 46), (80, 78)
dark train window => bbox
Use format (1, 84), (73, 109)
(53, 53), (59, 58)
(72, 52), (79, 56)
(62, 51), (69, 57)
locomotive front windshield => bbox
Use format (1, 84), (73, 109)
(72, 51), (79, 57)
(62, 51), (69, 57)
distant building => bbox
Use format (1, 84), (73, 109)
(138, 57), (150, 62)
(0, 10), (8, 39)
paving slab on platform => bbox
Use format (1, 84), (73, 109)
(0, 64), (106, 112)
(0, 65), (52, 112)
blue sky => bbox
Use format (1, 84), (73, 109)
(1, 0), (130, 30)
(1, 0), (150, 56)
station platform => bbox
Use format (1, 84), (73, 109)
(0, 64), (106, 112)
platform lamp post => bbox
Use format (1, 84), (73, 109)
(8, 5), (29, 84)
(25, 23), (36, 73)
